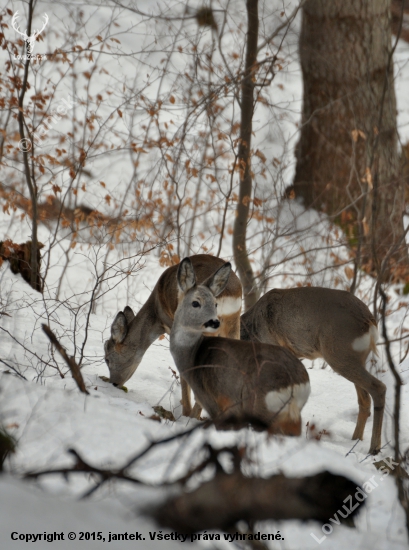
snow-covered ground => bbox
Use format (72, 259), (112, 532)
(1, 0), (409, 548)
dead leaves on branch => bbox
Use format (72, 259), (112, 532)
(0, 239), (43, 292)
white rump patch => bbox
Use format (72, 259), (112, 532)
(265, 382), (310, 419)
(217, 296), (242, 316)
(352, 325), (378, 353)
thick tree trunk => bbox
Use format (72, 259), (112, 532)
(291, 0), (407, 276)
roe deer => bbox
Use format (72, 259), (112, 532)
(104, 254), (242, 418)
(169, 258), (310, 434)
(240, 287), (385, 454)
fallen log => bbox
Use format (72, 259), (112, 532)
(153, 469), (363, 533)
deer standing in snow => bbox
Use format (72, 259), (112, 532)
(169, 258), (310, 433)
(240, 287), (384, 454)
(104, 255), (242, 417)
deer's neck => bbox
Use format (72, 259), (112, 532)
(127, 297), (164, 359)
(169, 325), (203, 379)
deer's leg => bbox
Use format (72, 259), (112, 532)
(367, 376), (386, 455)
(191, 401), (202, 419)
(326, 353), (386, 455)
(181, 378), (203, 418)
(349, 372), (385, 454)
(337, 367), (386, 455)
(181, 377), (192, 417)
(348, 369), (386, 454)
(352, 384), (371, 441)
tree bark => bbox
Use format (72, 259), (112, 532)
(291, 0), (407, 277)
(17, 0), (41, 291)
(232, 0), (259, 310)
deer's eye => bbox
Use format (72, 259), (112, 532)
(192, 301), (200, 308)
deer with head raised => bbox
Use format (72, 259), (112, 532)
(104, 255), (242, 418)
(169, 258), (311, 434)
(240, 287), (385, 454)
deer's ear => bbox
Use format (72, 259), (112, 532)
(177, 257), (196, 294)
(205, 262), (231, 297)
(123, 306), (135, 324)
(111, 311), (128, 343)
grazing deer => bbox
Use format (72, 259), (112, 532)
(169, 258), (310, 434)
(104, 255), (242, 417)
(240, 287), (385, 454)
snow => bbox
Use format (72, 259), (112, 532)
(1, 0), (409, 548)
(0, 474), (201, 549)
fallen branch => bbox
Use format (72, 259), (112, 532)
(24, 424), (209, 498)
(26, 448), (143, 493)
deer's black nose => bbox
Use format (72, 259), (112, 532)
(204, 319), (220, 329)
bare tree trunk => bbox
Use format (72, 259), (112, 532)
(17, 0), (41, 292)
(291, 0), (407, 277)
(232, 0), (259, 310)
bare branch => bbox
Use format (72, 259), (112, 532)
(41, 325), (89, 395)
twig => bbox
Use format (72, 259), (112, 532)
(25, 448), (144, 491)
(0, 358), (27, 381)
(359, 441), (390, 463)
(379, 287), (409, 534)
(257, 0), (307, 52)
(0, 326), (55, 370)
(345, 439), (360, 458)
(41, 325), (89, 394)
